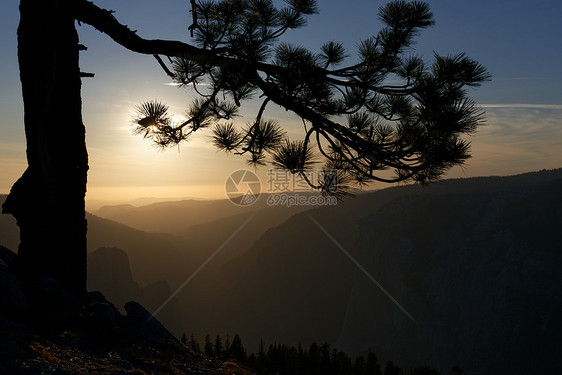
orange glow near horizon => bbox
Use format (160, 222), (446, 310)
(84, 184), (227, 209)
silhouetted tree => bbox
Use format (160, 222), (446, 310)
(320, 343), (332, 374)
(214, 334), (224, 358)
(3, 0), (89, 291)
(249, 338), (267, 372)
(366, 351), (382, 375)
(258, 338), (266, 359)
(354, 355), (367, 375)
(224, 334), (231, 359)
(307, 342), (321, 374)
(237, 336), (444, 375)
(189, 333), (202, 353)
(408, 365), (440, 375)
(247, 353), (257, 369)
(3, 0), (489, 291)
(332, 348), (353, 375)
(229, 334), (247, 363)
(384, 361), (403, 375)
(204, 334), (214, 357)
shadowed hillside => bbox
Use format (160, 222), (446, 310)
(175, 184), (419, 348)
(339, 174), (562, 374)
(166, 169), (562, 374)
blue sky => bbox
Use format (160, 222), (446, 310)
(1, 0), (561, 204)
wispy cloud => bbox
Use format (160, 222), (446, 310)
(477, 106), (562, 139)
(163, 82), (211, 87)
(480, 103), (562, 110)
(448, 104), (562, 177)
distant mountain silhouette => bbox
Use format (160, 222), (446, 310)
(93, 192), (329, 234)
(180, 204), (313, 268)
(86, 196), (194, 211)
(94, 198), (260, 233)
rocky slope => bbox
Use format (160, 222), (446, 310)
(0, 245), (252, 375)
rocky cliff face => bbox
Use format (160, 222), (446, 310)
(338, 176), (562, 374)
(88, 247), (143, 309)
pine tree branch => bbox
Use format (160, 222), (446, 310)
(188, 0), (198, 37)
(69, 0), (223, 59)
(67, 0), (488, 188)
(153, 55), (176, 80)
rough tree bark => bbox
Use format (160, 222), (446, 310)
(2, 0), (88, 292)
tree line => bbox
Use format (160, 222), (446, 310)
(181, 333), (464, 375)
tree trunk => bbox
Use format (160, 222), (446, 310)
(2, 0), (88, 292)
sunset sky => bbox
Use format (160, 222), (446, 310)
(1, 0), (561, 206)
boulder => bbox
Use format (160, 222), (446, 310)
(0, 259), (28, 317)
(0, 244), (16, 266)
(24, 277), (77, 334)
(85, 302), (119, 333)
(124, 301), (178, 345)
(140, 280), (183, 337)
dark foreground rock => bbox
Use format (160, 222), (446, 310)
(123, 301), (179, 346)
(0, 260), (28, 317)
(0, 323), (251, 374)
(0, 250), (254, 375)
